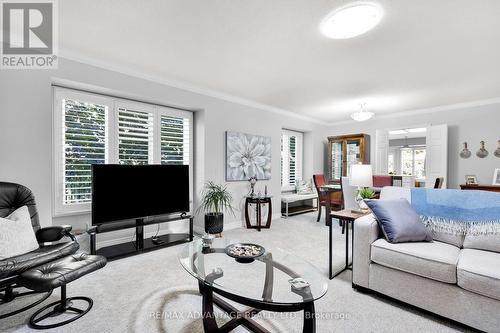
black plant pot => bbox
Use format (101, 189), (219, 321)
(205, 213), (223, 234)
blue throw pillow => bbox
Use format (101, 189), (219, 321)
(365, 199), (432, 243)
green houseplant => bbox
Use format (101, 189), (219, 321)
(356, 187), (375, 210)
(198, 181), (235, 234)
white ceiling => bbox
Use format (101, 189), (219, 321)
(59, 0), (500, 122)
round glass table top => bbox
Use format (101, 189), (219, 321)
(178, 238), (328, 305)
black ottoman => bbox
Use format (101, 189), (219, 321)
(18, 253), (107, 329)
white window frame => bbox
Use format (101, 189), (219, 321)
(400, 146), (426, 179)
(53, 87), (193, 217)
(281, 129), (303, 192)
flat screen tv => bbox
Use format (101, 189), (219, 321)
(92, 164), (189, 225)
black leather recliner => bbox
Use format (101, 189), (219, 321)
(0, 182), (80, 318)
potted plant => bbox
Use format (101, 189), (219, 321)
(356, 187), (375, 210)
(198, 181), (235, 235)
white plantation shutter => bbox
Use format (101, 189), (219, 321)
(53, 89), (113, 215)
(63, 99), (108, 204)
(53, 87), (193, 216)
(160, 115), (190, 165)
(281, 129), (303, 191)
(117, 104), (154, 165)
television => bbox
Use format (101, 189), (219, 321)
(92, 164), (190, 225)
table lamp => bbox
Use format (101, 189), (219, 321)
(349, 164), (373, 212)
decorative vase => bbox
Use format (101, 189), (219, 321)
(359, 199), (369, 210)
(202, 233), (215, 248)
(248, 177), (257, 197)
(205, 213), (224, 234)
(476, 141), (488, 158)
(495, 140), (500, 158)
(355, 194), (369, 210)
(459, 142), (471, 159)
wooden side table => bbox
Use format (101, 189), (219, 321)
(245, 196), (272, 231)
(329, 209), (370, 279)
(460, 184), (500, 192)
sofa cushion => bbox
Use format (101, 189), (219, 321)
(428, 231), (465, 249)
(365, 199), (432, 243)
(463, 232), (500, 253)
(281, 192), (317, 203)
(379, 186), (411, 202)
(457, 249), (500, 301)
(371, 238), (460, 283)
(0, 206), (39, 259)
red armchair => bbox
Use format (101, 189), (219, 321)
(372, 175), (393, 188)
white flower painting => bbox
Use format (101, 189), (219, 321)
(226, 131), (271, 181)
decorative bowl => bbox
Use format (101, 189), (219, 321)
(224, 243), (265, 263)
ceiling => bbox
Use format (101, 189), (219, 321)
(59, 0), (500, 123)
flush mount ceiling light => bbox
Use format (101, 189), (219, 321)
(388, 128), (427, 135)
(320, 2), (384, 39)
(351, 103), (374, 122)
(406, 127), (427, 133)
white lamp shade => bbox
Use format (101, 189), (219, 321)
(350, 164), (373, 187)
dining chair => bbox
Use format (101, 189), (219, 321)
(313, 174), (343, 223)
(434, 177), (444, 189)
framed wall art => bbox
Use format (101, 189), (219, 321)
(226, 131), (271, 181)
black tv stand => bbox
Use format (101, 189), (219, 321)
(88, 215), (193, 260)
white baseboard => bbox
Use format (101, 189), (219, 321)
(193, 213), (283, 235)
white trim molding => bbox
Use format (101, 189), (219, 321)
(59, 48), (324, 125)
(59, 48), (500, 126)
(330, 97), (500, 126)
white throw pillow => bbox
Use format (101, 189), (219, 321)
(0, 206), (39, 259)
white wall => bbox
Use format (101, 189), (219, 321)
(0, 58), (326, 246)
(323, 102), (500, 189)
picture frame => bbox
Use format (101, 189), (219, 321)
(493, 169), (500, 186)
(225, 131), (271, 181)
(465, 175), (478, 185)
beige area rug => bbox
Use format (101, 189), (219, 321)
(130, 285), (290, 333)
(0, 212), (471, 332)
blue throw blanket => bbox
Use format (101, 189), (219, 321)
(411, 188), (500, 235)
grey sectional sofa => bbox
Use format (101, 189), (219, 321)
(353, 186), (500, 332)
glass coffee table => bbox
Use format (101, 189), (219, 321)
(179, 238), (328, 333)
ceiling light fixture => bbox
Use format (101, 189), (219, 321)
(351, 103), (374, 122)
(320, 2), (384, 39)
(389, 130), (408, 135)
(406, 127), (427, 133)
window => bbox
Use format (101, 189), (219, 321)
(160, 113), (190, 165)
(401, 147), (426, 179)
(117, 103), (154, 165)
(62, 99), (109, 205)
(53, 87), (193, 216)
(387, 152), (395, 174)
(281, 129), (303, 191)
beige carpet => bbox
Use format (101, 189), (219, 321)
(0, 213), (471, 332)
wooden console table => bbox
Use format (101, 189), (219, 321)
(460, 184), (500, 192)
(245, 196), (272, 231)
